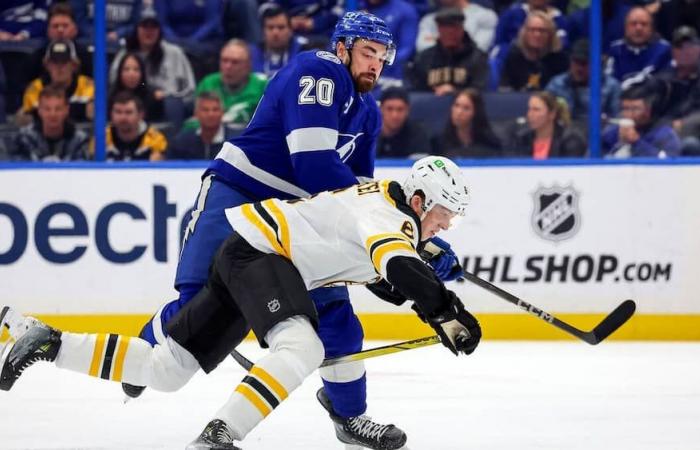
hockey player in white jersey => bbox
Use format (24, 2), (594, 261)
(1, 156), (481, 450)
(121, 11), (463, 449)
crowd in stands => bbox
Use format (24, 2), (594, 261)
(1, 0), (700, 161)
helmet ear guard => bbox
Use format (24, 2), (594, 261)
(331, 11), (396, 65)
(402, 156), (470, 226)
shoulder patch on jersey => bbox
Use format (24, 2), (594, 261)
(315, 51), (342, 64)
(400, 221), (415, 240)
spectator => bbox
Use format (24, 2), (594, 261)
(654, 27), (700, 123)
(433, 88), (502, 158)
(18, 40), (94, 126)
(546, 39), (622, 120)
(93, 91), (167, 161)
(250, 5), (307, 78)
(188, 39), (267, 129)
(606, 6), (672, 89)
(271, 0), (344, 38)
(567, 0), (634, 53)
(506, 91), (587, 158)
(10, 85), (89, 161)
(493, 0), (568, 50)
(602, 82), (681, 158)
(498, 11), (568, 92)
(408, 8), (489, 94)
(110, 8), (196, 125)
(153, 0), (224, 78)
(0, 0), (48, 41)
(71, 0), (141, 44)
(167, 92), (238, 160)
(375, 87), (431, 158)
(27, 2), (93, 82)
(363, 0), (418, 86)
(654, 26), (700, 156)
(416, 0), (498, 53)
(109, 52), (164, 122)
(0, 0), (49, 112)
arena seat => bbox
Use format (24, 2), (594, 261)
(408, 91), (531, 137)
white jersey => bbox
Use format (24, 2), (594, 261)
(225, 180), (422, 290)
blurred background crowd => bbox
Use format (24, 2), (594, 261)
(1, 0), (699, 161)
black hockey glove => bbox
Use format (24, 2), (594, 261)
(424, 293), (481, 356)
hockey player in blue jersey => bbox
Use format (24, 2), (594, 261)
(119, 11), (462, 450)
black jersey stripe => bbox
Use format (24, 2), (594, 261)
(253, 202), (279, 234)
(253, 202), (287, 251)
(100, 334), (119, 380)
(242, 375), (280, 409)
(369, 237), (408, 261)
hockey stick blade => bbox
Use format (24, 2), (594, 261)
(586, 299), (636, 345)
(230, 349), (254, 371)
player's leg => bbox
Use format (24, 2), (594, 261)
(141, 174), (255, 346)
(0, 309), (200, 393)
(1, 248), (251, 393)
(314, 295), (408, 450)
(185, 234), (324, 449)
(124, 175), (253, 398)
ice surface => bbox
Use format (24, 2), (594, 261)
(1, 341), (699, 450)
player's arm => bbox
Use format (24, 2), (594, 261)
(282, 59), (360, 194)
(366, 278), (407, 306)
(385, 255), (481, 357)
(363, 222), (480, 355)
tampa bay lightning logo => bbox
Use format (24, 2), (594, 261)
(337, 133), (364, 161)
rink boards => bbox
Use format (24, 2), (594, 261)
(1, 161), (698, 340)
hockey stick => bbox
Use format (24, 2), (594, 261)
(230, 335), (441, 371)
(420, 241), (636, 345)
(459, 270), (636, 345)
(229, 272), (636, 369)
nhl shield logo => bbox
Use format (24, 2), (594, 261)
(267, 298), (281, 313)
(531, 185), (581, 242)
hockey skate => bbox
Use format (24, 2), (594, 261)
(0, 317), (61, 391)
(0, 306), (44, 343)
(317, 387), (407, 450)
(186, 419), (242, 450)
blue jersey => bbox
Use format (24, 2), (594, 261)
(606, 38), (672, 87)
(207, 50), (381, 201)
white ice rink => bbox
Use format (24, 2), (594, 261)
(2, 341), (699, 450)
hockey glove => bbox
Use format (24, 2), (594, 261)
(426, 237), (464, 282)
(426, 293), (481, 356)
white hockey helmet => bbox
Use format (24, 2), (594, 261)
(402, 156), (470, 225)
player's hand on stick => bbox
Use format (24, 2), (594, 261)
(425, 293), (481, 356)
(426, 237), (464, 282)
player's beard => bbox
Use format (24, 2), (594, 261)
(354, 72), (377, 93)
